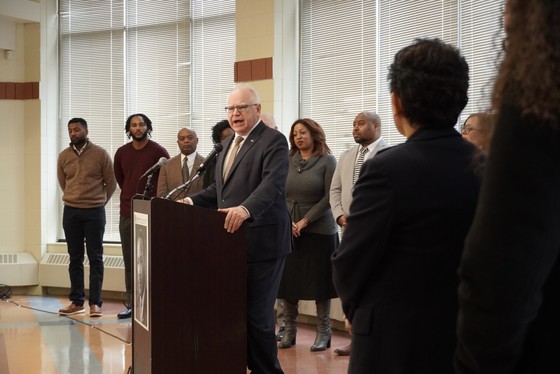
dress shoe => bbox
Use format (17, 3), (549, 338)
(118, 307), (132, 319)
(334, 343), (351, 356)
(59, 303), (85, 316)
(276, 326), (285, 341)
(90, 305), (103, 317)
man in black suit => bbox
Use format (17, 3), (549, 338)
(187, 84), (291, 373)
(331, 38), (481, 373)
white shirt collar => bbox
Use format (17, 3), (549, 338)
(362, 136), (384, 152)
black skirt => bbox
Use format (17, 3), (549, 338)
(277, 232), (338, 300)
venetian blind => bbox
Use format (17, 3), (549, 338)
(458, 0), (504, 122)
(59, 0), (126, 241)
(300, 0), (377, 157)
(59, 0), (235, 242)
(190, 0), (236, 151)
(125, 0), (191, 149)
(300, 0), (504, 159)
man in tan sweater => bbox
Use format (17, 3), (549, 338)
(57, 118), (117, 317)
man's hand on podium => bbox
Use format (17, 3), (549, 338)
(218, 206), (250, 233)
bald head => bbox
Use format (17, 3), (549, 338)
(353, 111), (382, 146)
(177, 127), (199, 156)
(260, 113), (278, 130)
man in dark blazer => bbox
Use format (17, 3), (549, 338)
(157, 127), (204, 198)
(331, 39), (481, 373)
(187, 84), (291, 374)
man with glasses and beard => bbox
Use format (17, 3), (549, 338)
(114, 113), (169, 319)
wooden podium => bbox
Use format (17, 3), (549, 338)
(132, 198), (246, 373)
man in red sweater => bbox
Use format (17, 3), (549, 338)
(113, 113), (169, 319)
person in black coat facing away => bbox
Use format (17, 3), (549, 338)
(455, 1), (560, 373)
(331, 38), (481, 374)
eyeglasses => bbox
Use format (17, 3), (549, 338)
(224, 104), (258, 114)
(461, 126), (481, 135)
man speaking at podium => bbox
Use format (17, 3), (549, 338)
(186, 84), (291, 374)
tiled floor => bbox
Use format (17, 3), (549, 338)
(0, 295), (350, 373)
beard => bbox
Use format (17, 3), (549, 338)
(71, 137), (86, 145)
(130, 131), (149, 141)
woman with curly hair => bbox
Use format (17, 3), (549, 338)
(455, 1), (560, 373)
(202, 119), (233, 188)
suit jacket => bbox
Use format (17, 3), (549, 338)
(156, 152), (204, 198)
(190, 121), (292, 263)
(330, 137), (391, 222)
(455, 99), (560, 374)
(332, 127), (481, 374)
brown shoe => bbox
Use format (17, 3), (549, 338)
(90, 305), (103, 317)
(59, 303), (85, 316)
(334, 343), (351, 356)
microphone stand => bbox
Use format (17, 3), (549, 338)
(165, 172), (203, 201)
(165, 148), (219, 201)
(141, 174), (155, 199)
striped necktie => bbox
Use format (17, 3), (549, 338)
(353, 146), (369, 184)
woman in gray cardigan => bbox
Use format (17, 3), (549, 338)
(277, 118), (338, 352)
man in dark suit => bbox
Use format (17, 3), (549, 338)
(157, 127), (205, 198)
(187, 84), (291, 374)
(331, 39), (481, 373)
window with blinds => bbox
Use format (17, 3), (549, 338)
(191, 0), (236, 148)
(59, 0), (235, 242)
(300, 0), (504, 158)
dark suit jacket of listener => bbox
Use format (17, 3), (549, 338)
(332, 127), (481, 374)
(156, 152), (205, 198)
(189, 121), (292, 263)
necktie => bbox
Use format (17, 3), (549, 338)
(353, 146), (369, 184)
(182, 157), (189, 182)
(223, 136), (244, 180)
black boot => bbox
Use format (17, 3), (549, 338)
(278, 299), (298, 349)
(276, 323), (285, 341)
(276, 299), (286, 341)
(310, 299), (332, 352)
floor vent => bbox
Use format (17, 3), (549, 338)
(0, 252), (39, 286)
(39, 253), (125, 292)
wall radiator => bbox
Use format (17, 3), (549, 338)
(0, 252), (39, 286)
(39, 253), (126, 292)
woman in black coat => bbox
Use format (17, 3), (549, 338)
(331, 38), (481, 374)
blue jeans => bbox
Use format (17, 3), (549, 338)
(62, 206), (106, 306)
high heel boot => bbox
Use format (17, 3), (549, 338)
(278, 299), (298, 349)
(310, 299), (332, 352)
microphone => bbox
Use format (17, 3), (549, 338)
(140, 157), (168, 179)
(164, 143), (224, 200)
(195, 143), (224, 174)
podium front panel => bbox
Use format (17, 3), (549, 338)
(133, 198), (246, 373)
